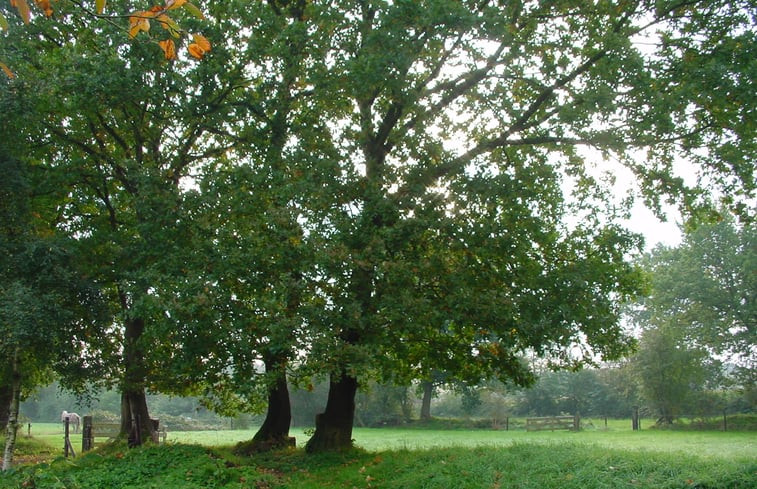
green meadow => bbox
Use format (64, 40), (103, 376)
(20, 419), (757, 458)
(2, 421), (755, 488)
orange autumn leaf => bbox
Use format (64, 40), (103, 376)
(0, 61), (15, 79)
(187, 42), (205, 59)
(192, 33), (210, 52)
(34, 0), (53, 17)
(159, 39), (176, 60)
(11, 0), (31, 24)
(187, 33), (210, 60)
(128, 11), (151, 38)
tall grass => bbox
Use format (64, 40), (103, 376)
(2, 440), (754, 488)
(3, 422), (754, 488)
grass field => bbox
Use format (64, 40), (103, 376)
(3, 421), (755, 488)
(22, 419), (756, 460)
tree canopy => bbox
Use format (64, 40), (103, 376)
(631, 216), (756, 423)
(0, 0), (210, 73)
(1, 0), (754, 453)
(0, 147), (108, 468)
(642, 217), (755, 366)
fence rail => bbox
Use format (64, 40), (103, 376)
(526, 415), (580, 432)
(81, 416), (166, 452)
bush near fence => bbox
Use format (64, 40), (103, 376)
(408, 413), (755, 432)
(651, 413), (757, 431)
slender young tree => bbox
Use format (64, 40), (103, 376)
(0, 151), (107, 470)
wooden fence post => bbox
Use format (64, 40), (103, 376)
(150, 419), (160, 443)
(82, 416), (93, 452)
(64, 418), (70, 458)
(63, 418), (76, 458)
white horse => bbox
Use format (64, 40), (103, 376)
(61, 410), (81, 434)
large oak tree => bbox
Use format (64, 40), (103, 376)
(273, 0), (754, 451)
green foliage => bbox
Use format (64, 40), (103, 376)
(631, 216), (756, 422)
(648, 217), (755, 368)
(1, 439), (754, 489)
(2, 0), (756, 452)
(511, 368), (637, 418)
(0, 145), (109, 432)
(634, 325), (716, 423)
(2, 443), (275, 489)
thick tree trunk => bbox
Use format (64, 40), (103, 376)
(120, 317), (155, 446)
(252, 372), (292, 442)
(2, 349), (21, 471)
(305, 373), (359, 453)
(235, 360), (294, 455)
(120, 389), (154, 446)
(420, 381), (434, 421)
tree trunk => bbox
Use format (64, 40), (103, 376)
(420, 381), (434, 421)
(2, 348), (21, 471)
(305, 372), (359, 453)
(119, 317), (155, 446)
(235, 359), (294, 455)
(0, 383), (11, 432)
(120, 389), (154, 446)
(400, 387), (413, 422)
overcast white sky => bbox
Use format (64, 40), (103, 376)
(624, 202), (683, 250)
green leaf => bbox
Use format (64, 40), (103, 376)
(183, 3), (205, 20)
(0, 11), (9, 30)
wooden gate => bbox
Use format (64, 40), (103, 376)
(525, 415), (580, 432)
(82, 416), (166, 451)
